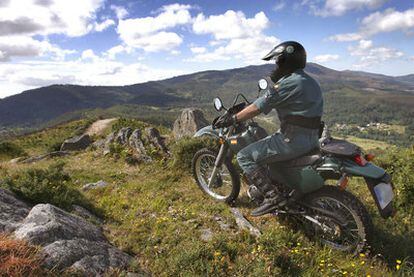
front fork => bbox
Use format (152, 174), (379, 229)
(208, 126), (234, 187)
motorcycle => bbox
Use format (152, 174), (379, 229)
(191, 78), (395, 254)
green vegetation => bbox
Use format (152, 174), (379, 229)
(0, 141), (27, 161)
(1, 162), (96, 213)
(170, 137), (218, 172)
(0, 119), (413, 276)
(10, 119), (92, 156)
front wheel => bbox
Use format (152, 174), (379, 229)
(192, 148), (240, 203)
(302, 186), (373, 254)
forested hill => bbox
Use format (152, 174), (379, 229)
(0, 63), (413, 130)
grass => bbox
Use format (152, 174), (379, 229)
(0, 233), (46, 276)
(0, 119), (413, 276)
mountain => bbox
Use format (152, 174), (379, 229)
(0, 63), (413, 129)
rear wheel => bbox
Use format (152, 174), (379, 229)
(192, 148), (240, 203)
(302, 186), (373, 254)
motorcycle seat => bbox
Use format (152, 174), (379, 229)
(320, 138), (360, 157)
(277, 148), (321, 167)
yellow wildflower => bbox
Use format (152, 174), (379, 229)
(361, 261), (366, 265)
(396, 259), (402, 264)
(359, 253), (365, 257)
(351, 263), (356, 267)
(396, 265), (401, 270)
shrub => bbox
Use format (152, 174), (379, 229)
(0, 233), (45, 276)
(0, 141), (26, 159)
(375, 147), (414, 210)
(111, 118), (148, 133)
(170, 137), (219, 172)
(1, 162), (93, 212)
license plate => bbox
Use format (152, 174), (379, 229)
(374, 183), (394, 209)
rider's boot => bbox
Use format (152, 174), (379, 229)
(245, 167), (287, 217)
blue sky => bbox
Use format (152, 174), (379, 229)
(0, 0), (413, 98)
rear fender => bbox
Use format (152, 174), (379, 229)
(194, 125), (219, 139)
(342, 160), (385, 179)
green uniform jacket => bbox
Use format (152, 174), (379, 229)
(236, 69), (324, 173)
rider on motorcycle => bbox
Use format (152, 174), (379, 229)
(215, 41), (324, 216)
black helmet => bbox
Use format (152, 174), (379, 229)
(262, 41), (307, 70)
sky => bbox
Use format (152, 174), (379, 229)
(0, 0), (413, 98)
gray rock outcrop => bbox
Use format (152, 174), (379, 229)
(129, 129), (152, 162)
(103, 131), (115, 155)
(0, 188), (30, 232)
(116, 127), (133, 145)
(145, 127), (169, 155)
(173, 108), (209, 139)
(13, 204), (131, 274)
(13, 204), (106, 245)
(61, 134), (92, 151)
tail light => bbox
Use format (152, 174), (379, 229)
(365, 153), (375, 161)
(353, 154), (367, 166)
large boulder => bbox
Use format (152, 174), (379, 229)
(42, 239), (131, 273)
(13, 204), (132, 274)
(173, 108), (209, 139)
(60, 134), (92, 151)
(145, 127), (169, 155)
(13, 204), (105, 245)
(0, 188), (31, 232)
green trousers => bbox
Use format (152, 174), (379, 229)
(236, 125), (320, 174)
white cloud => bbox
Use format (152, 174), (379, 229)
(273, 1), (286, 12)
(110, 5), (128, 19)
(105, 45), (128, 60)
(329, 8), (414, 42)
(0, 57), (186, 98)
(190, 47), (206, 54)
(0, 36), (74, 61)
(190, 10), (279, 64)
(193, 10), (269, 40)
(94, 19), (115, 32)
(308, 0), (386, 17)
(360, 8), (414, 36)
(313, 54), (340, 63)
(349, 39), (404, 68)
(81, 49), (98, 61)
(0, 0), (105, 37)
(328, 33), (362, 42)
(117, 3), (192, 52)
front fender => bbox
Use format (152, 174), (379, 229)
(194, 125), (220, 139)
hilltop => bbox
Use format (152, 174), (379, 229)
(0, 117), (413, 275)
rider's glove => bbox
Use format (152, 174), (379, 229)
(214, 113), (237, 128)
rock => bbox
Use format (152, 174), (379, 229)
(92, 138), (105, 149)
(103, 132), (115, 155)
(129, 129), (152, 162)
(173, 108), (209, 139)
(230, 208), (261, 237)
(200, 228), (214, 242)
(145, 127), (169, 155)
(42, 239), (131, 273)
(21, 151), (70, 164)
(9, 156), (26, 164)
(82, 180), (108, 191)
(13, 204), (106, 245)
(116, 127), (133, 145)
(71, 205), (103, 224)
(0, 188), (31, 233)
(214, 216), (231, 231)
(61, 134), (92, 151)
